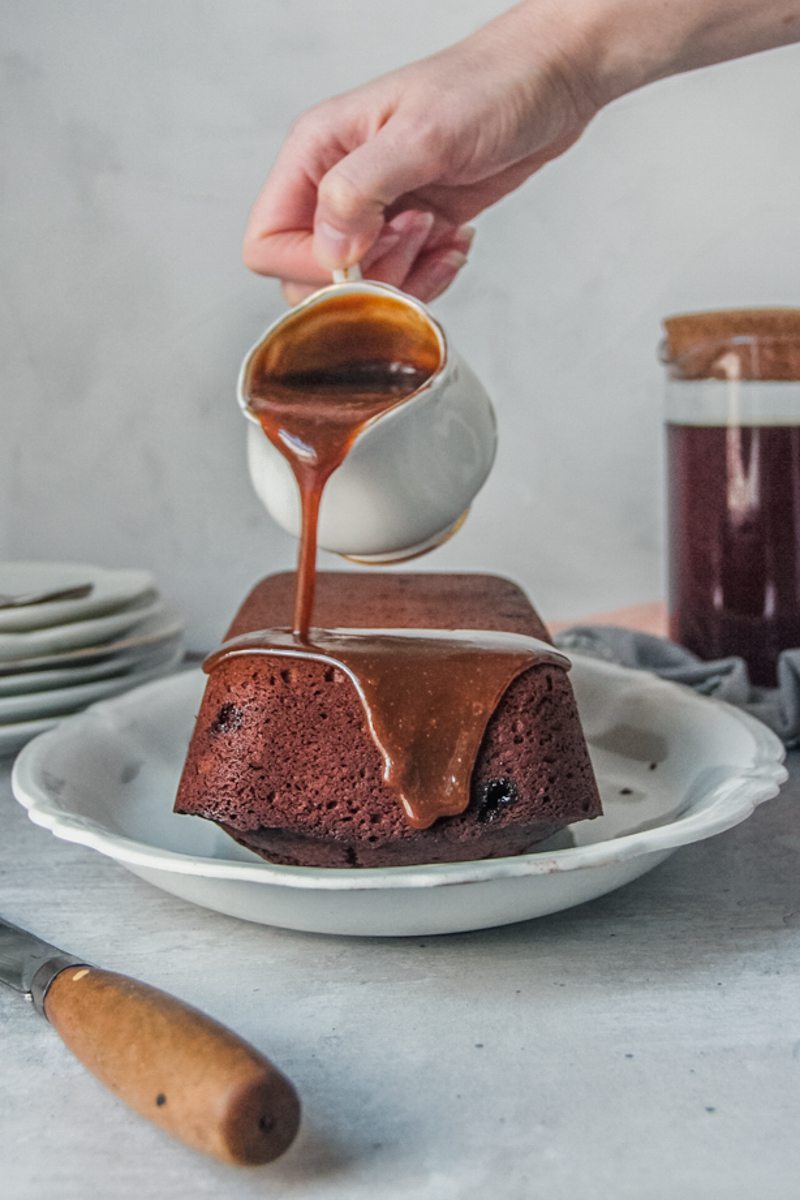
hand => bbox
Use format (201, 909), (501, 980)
(243, 0), (800, 304)
(243, 4), (598, 303)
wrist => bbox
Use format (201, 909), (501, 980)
(565, 0), (696, 106)
(458, 1), (664, 122)
(521, 0), (800, 109)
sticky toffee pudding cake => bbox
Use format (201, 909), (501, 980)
(174, 573), (602, 868)
(177, 295), (601, 868)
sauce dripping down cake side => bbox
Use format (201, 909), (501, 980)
(174, 573), (602, 868)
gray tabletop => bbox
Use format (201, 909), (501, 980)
(2, 754), (799, 1200)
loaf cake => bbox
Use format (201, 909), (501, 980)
(174, 572), (602, 867)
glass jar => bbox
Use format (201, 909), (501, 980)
(663, 310), (800, 686)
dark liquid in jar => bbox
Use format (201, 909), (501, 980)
(667, 421), (800, 685)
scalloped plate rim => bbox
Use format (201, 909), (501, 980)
(11, 658), (787, 893)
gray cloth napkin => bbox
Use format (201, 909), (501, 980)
(554, 625), (800, 745)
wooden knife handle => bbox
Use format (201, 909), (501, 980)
(43, 964), (301, 1166)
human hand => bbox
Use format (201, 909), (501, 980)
(243, 0), (800, 304)
(243, 3), (599, 303)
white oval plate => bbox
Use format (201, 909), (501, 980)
(0, 610), (184, 676)
(0, 655), (187, 757)
(0, 596), (165, 663)
(11, 657), (787, 937)
(0, 644), (185, 722)
(0, 640), (181, 698)
(0, 562), (154, 633)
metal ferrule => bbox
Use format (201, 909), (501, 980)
(30, 956), (89, 1017)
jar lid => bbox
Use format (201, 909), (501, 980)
(661, 308), (800, 380)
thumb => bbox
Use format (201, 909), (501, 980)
(313, 126), (436, 270)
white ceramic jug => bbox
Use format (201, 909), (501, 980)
(239, 277), (496, 564)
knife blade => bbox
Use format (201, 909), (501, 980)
(0, 915), (87, 1005)
(0, 915), (300, 1165)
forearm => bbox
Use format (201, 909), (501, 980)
(472, 0), (800, 113)
(586, 0), (800, 101)
(245, 0), (799, 288)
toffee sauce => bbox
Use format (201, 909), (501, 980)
(219, 291), (565, 827)
(206, 629), (568, 829)
(249, 360), (430, 636)
(245, 292), (440, 637)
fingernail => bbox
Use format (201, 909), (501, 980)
(391, 209), (435, 238)
(434, 249), (468, 277)
(412, 211), (435, 238)
(454, 225), (476, 253)
(423, 250), (468, 299)
(314, 221), (359, 269)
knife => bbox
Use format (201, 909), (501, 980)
(0, 915), (301, 1165)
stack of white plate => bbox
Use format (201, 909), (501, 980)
(0, 562), (185, 756)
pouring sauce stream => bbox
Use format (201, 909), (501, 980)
(232, 289), (565, 827)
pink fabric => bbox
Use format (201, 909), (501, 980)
(548, 602), (667, 638)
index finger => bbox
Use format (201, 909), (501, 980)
(243, 129), (334, 284)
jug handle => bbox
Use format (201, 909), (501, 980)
(332, 264), (363, 284)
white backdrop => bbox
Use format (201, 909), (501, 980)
(3, 1), (799, 648)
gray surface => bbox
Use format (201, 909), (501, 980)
(1, 755), (799, 1200)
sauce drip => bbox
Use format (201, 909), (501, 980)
(236, 290), (567, 828)
(245, 293), (439, 637)
(205, 629), (569, 829)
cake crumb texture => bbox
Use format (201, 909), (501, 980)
(174, 573), (602, 867)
